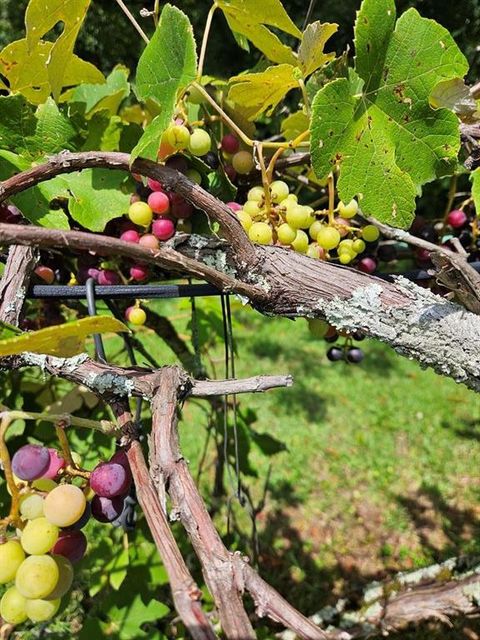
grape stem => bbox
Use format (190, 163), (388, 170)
(55, 419), (75, 468)
(0, 415), (21, 526)
(256, 144), (272, 212)
(327, 172), (335, 225)
(0, 409), (118, 436)
(197, 3), (218, 80)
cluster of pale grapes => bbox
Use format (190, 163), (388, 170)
(0, 444), (132, 626)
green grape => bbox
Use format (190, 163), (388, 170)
(308, 220), (323, 240)
(247, 186), (265, 202)
(317, 226), (341, 250)
(25, 597), (61, 622)
(339, 252), (353, 265)
(187, 85), (205, 105)
(0, 540), (25, 584)
(71, 452), (82, 468)
(21, 517), (59, 555)
(286, 205), (313, 229)
(46, 555), (74, 599)
(270, 180), (289, 203)
(308, 318), (330, 338)
(338, 239), (355, 254)
(353, 238), (366, 253)
(291, 230), (309, 253)
(277, 223), (297, 245)
(243, 200), (263, 216)
(16, 555), (59, 599)
(362, 224), (380, 242)
(32, 478), (57, 492)
(185, 168), (202, 184)
(338, 199), (358, 219)
(232, 151), (254, 174)
(237, 210), (253, 231)
(20, 493), (44, 520)
(281, 194), (298, 211)
(306, 244), (323, 259)
(128, 201), (153, 227)
(248, 222), (272, 245)
(188, 129), (212, 156)
(128, 307), (147, 326)
(165, 125), (190, 150)
(0, 587), (28, 624)
(44, 484), (87, 527)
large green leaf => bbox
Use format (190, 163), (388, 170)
(310, 0), (468, 227)
(68, 66), (130, 118)
(132, 4), (196, 161)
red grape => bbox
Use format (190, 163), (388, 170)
(130, 264), (149, 281)
(97, 270), (121, 286)
(224, 165), (237, 181)
(447, 209), (467, 228)
(169, 194), (193, 218)
(148, 191), (170, 215)
(12, 445), (50, 481)
(34, 266), (55, 285)
(147, 177), (164, 192)
(51, 530), (87, 564)
(42, 449), (65, 480)
(90, 462), (130, 498)
(139, 234), (160, 250)
(91, 495), (125, 523)
(152, 218), (175, 241)
(120, 230), (140, 243)
(221, 133), (240, 154)
(357, 257), (377, 274)
(227, 202), (242, 212)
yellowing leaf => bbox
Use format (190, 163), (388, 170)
(281, 110), (310, 140)
(228, 64), (298, 121)
(430, 78), (478, 123)
(217, 0), (300, 64)
(298, 22), (337, 77)
(25, 0), (92, 100)
(0, 317), (128, 358)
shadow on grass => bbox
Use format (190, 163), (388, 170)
(442, 417), (480, 443)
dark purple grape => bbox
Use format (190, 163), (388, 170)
(11, 444), (50, 481)
(418, 225), (437, 243)
(51, 530), (87, 564)
(111, 494), (137, 531)
(347, 347), (364, 364)
(327, 347), (344, 362)
(97, 269), (120, 286)
(324, 333), (339, 344)
(91, 495), (125, 523)
(66, 501), (91, 530)
(458, 229), (473, 248)
(377, 244), (397, 262)
(90, 462), (130, 498)
(110, 451), (132, 482)
(203, 152), (219, 170)
(0, 203), (22, 223)
(352, 331), (366, 342)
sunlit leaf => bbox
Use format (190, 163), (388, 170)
(298, 21), (337, 77)
(68, 66), (130, 118)
(430, 77), (478, 122)
(281, 110), (310, 140)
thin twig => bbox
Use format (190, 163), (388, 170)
(114, 0), (150, 44)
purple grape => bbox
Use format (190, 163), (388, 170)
(327, 346), (344, 362)
(90, 462), (130, 498)
(91, 495), (125, 523)
(66, 501), (91, 530)
(110, 451), (132, 481)
(0, 203), (22, 223)
(11, 444), (50, 481)
(97, 269), (121, 286)
(51, 530), (87, 564)
(347, 347), (364, 364)
(43, 448), (65, 480)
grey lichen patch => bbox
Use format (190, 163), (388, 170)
(462, 582), (480, 605)
(84, 372), (135, 397)
(203, 249), (237, 277)
(396, 557), (457, 587)
(23, 352), (89, 373)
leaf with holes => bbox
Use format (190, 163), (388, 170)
(298, 21), (338, 77)
(310, 0), (468, 227)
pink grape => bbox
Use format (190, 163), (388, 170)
(130, 264), (149, 281)
(34, 265), (55, 284)
(357, 257), (377, 274)
(120, 230), (140, 243)
(147, 177), (164, 192)
(97, 270), (120, 286)
(227, 202), (242, 212)
(42, 449), (65, 480)
(51, 530), (87, 564)
(12, 445), (50, 481)
(91, 495), (124, 523)
(139, 234), (160, 250)
(152, 218), (175, 241)
(90, 462), (130, 498)
(86, 267), (100, 282)
(447, 209), (467, 228)
(110, 451), (132, 482)
(221, 133), (240, 154)
(148, 191), (170, 215)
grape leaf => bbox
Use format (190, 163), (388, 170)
(298, 21), (338, 77)
(310, 0), (468, 227)
(281, 110), (310, 140)
(470, 168), (480, 216)
(67, 66), (130, 118)
(0, 317), (128, 358)
(228, 64), (299, 121)
(132, 4), (197, 161)
(217, 0), (301, 65)
(430, 78), (478, 122)
(25, 0), (92, 100)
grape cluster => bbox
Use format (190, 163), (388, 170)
(0, 444), (132, 626)
(307, 318), (365, 364)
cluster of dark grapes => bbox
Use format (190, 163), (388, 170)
(307, 318), (365, 364)
(0, 443), (132, 625)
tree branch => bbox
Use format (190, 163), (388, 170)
(0, 245), (37, 324)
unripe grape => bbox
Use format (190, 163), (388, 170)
(232, 151), (254, 174)
(44, 484), (87, 528)
(152, 218), (175, 241)
(147, 177), (164, 192)
(35, 265), (55, 284)
(287, 205), (313, 229)
(127, 307), (147, 326)
(352, 238), (366, 253)
(306, 244), (324, 259)
(358, 257), (377, 273)
(147, 191), (170, 215)
(243, 200), (263, 216)
(317, 226), (341, 250)
(291, 230), (309, 253)
(128, 201), (153, 227)
(270, 180), (289, 203)
(248, 222), (272, 245)
(339, 252), (354, 264)
(0, 587), (28, 624)
(21, 517), (59, 555)
(338, 239), (355, 254)
(447, 209), (467, 228)
(0, 540), (25, 584)
(16, 555), (59, 599)
(227, 202), (242, 212)
(247, 186), (265, 202)
(187, 84), (205, 104)
(25, 597), (61, 622)
(237, 210), (253, 231)
(188, 129), (212, 156)
(338, 199), (358, 219)
(186, 168), (202, 184)
(277, 223), (297, 245)
(308, 220), (323, 240)
(308, 318), (330, 338)
(130, 264), (149, 281)
(221, 133), (240, 154)
(281, 194), (298, 211)
(97, 269), (120, 286)
(165, 124), (191, 150)
(18, 494), (44, 520)
(120, 230), (140, 244)
(139, 234), (160, 250)
(32, 478), (57, 492)
(361, 224), (380, 242)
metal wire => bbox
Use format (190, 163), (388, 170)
(85, 278), (107, 363)
(28, 283), (221, 300)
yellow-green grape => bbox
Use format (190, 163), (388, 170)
(243, 200), (263, 216)
(16, 555), (60, 599)
(337, 199), (358, 219)
(353, 238), (366, 253)
(187, 85), (205, 105)
(286, 205), (313, 229)
(248, 222), (272, 245)
(188, 129), (212, 156)
(237, 210), (253, 231)
(128, 307), (147, 326)
(44, 484), (86, 528)
(308, 318), (330, 338)
(362, 224), (380, 242)
(308, 220), (323, 240)
(270, 180), (289, 203)
(21, 517), (59, 555)
(306, 244), (323, 259)
(338, 239), (355, 254)
(185, 168), (202, 184)
(291, 230), (309, 253)
(232, 151), (254, 174)
(281, 194), (298, 211)
(25, 597), (61, 622)
(247, 186), (265, 202)
(317, 226), (341, 250)
(20, 493), (44, 520)
(71, 451), (82, 468)
(277, 223), (297, 245)
(32, 478), (57, 492)
(339, 252), (354, 265)
(165, 124), (190, 150)
(46, 556), (74, 600)
(0, 587), (28, 624)
(0, 540), (25, 583)
(128, 201), (153, 227)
